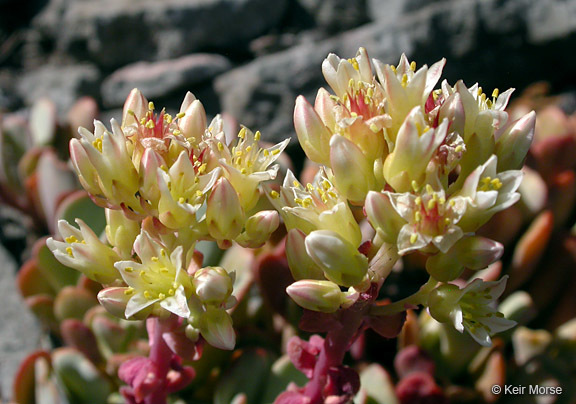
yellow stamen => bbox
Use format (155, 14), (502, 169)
(238, 128), (246, 139)
(176, 112), (186, 119)
(410, 61), (416, 71)
(124, 266), (133, 273)
(401, 74), (408, 87)
(124, 288), (134, 295)
(270, 190), (279, 199)
(158, 293), (166, 300)
(164, 114), (172, 123)
(66, 247), (74, 257)
(148, 101), (155, 110)
(410, 233), (418, 244)
(348, 58), (359, 71)
(146, 120), (155, 129)
(254, 131), (261, 141)
(65, 235), (78, 244)
(492, 88), (499, 98)
(92, 138), (103, 152)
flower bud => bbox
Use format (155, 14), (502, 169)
(185, 324), (200, 342)
(192, 266), (233, 305)
(365, 191), (404, 244)
(206, 177), (245, 241)
(236, 210), (279, 248)
(105, 209), (140, 258)
(122, 88), (147, 127)
(426, 236), (503, 282)
(495, 111), (535, 171)
(286, 280), (346, 313)
(199, 306), (236, 350)
(329, 135), (376, 203)
(294, 95), (332, 166)
(285, 229), (325, 281)
(179, 99), (207, 144)
(305, 230), (368, 287)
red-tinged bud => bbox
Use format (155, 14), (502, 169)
(206, 177), (245, 241)
(294, 95), (332, 166)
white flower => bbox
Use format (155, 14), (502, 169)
(429, 277), (516, 346)
(456, 154), (523, 231)
(386, 184), (467, 255)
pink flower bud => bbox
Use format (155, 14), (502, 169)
(236, 210), (279, 248)
(206, 177), (245, 241)
(294, 95), (332, 166)
(179, 99), (207, 144)
(495, 111), (536, 171)
(122, 88), (148, 127)
(286, 280), (346, 313)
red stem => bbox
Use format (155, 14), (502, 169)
(144, 317), (173, 404)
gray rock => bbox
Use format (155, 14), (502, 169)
(0, 245), (42, 401)
(101, 53), (232, 108)
(215, 0), (576, 145)
(16, 63), (100, 116)
(298, 0), (369, 32)
(34, 0), (289, 69)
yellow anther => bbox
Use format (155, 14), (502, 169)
(410, 61), (416, 71)
(390, 65), (397, 73)
(168, 289), (175, 296)
(146, 120), (155, 129)
(254, 131), (261, 141)
(238, 128), (246, 139)
(272, 149), (280, 155)
(66, 247), (74, 257)
(140, 117), (147, 125)
(158, 293), (166, 300)
(235, 149), (243, 157)
(411, 180), (419, 192)
(401, 74), (408, 87)
(322, 180), (331, 190)
(240, 168), (247, 174)
(454, 145), (463, 153)
(160, 249), (166, 257)
(367, 87), (374, 98)
(350, 112), (358, 118)
(449, 200), (456, 206)
(414, 211), (422, 222)
(144, 290), (152, 299)
(348, 78), (355, 89)
(178, 197), (185, 204)
(480, 93), (486, 103)
(410, 233), (418, 244)
(172, 281), (178, 288)
(444, 218), (451, 225)
(92, 137), (103, 152)
(427, 199), (436, 210)
(491, 178), (503, 190)
(217, 142), (224, 151)
(270, 190), (280, 199)
(198, 163), (207, 174)
(306, 183), (314, 191)
(439, 197), (446, 205)
(263, 149), (270, 157)
(139, 270), (146, 277)
(294, 198), (304, 206)
(148, 101), (155, 110)
(425, 184), (434, 194)
(492, 88), (499, 98)
(415, 196), (422, 206)
(176, 112), (186, 119)
(486, 99), (492, 108)
(477, 87), (483, 96)
(164, 114), (173, 123)
(127, 109), (135, 116)
(151, 256), (159, 262)
(173, 129), (181, 136)
(65, 235), (78, 244)
(124, 266), (133, 273)
(196, 190), (203, 197)
(302, 198), (312, 207)
(293, 180), (300, 187)
(124, 288), (134, 296)
(348, 58), (359, 71)
(245, 146), (252, 153)
(370, 123), (380, 133)
(327, 191), (337, 199)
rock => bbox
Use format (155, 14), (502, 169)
(216, 0), (576, 145)
(101, 53), (232, 108)
(33, 0), (289, 69)
(16, 63), (100, 116)
(297, 0), (369, 32)
(0, 244), (42, 400)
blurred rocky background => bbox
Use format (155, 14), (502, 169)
(1, 0), (576, 399)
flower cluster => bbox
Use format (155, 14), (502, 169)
(277, 48), (534, 344)
(48, 89), (288, 352)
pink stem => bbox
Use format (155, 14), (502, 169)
(144, 317), (173, 404)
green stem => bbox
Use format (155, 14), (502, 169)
(370, 277), (437, 316)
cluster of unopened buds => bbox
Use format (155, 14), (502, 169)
(47, 47), (534, 404)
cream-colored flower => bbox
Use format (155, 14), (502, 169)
(386, 184), (467, 255)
